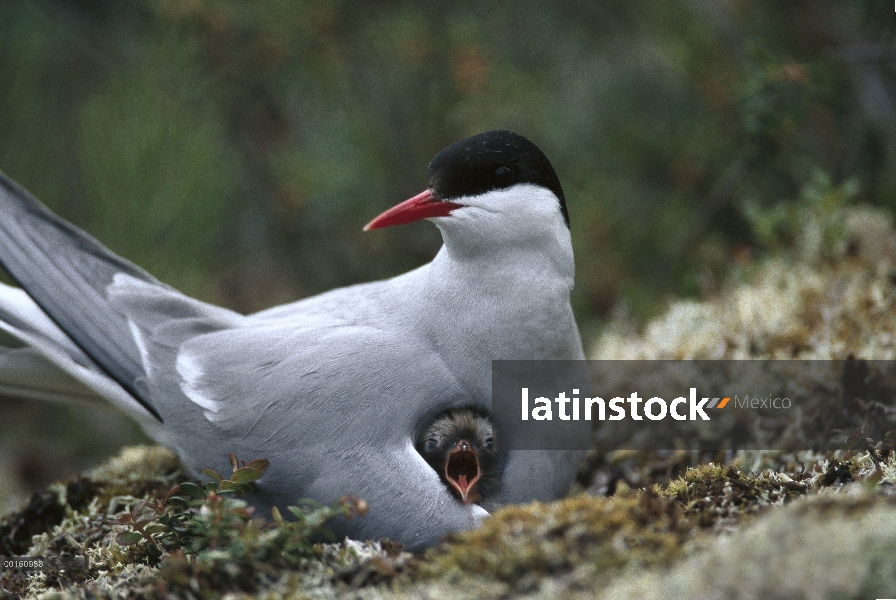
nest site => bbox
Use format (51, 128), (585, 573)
(3, 204), (896, 599)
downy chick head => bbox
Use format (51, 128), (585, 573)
(417, 408), (503, 506)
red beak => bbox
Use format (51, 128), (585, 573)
(444, 440), (481, 504)
(363, 189), (462, 231)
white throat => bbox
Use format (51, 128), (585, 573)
(433, 184), (574, 285)
(405, 186), (583, 399)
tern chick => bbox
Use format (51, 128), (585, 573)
(417, 409), (503, 508)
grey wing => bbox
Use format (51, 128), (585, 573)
(160, 311), (477, 445)
(166, 317), (490, 550)
(0, 171), (241, 421)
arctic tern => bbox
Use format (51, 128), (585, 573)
(0, 130), (586, 550)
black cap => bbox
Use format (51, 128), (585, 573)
(428, 130), (569, 227)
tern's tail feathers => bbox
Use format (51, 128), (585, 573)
(0, 171), (238, 424)
(0, 341), (106, 408)
(0, 172), (169, 419)
(0, 283), (165, 437)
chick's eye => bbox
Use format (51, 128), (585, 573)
(493, 166), (514, 187)
(484, 436), (494, 450)
(424, 437), (440, 454)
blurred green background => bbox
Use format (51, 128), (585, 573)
(1, 0), (895, 505)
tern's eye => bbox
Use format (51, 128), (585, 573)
(493, 166), (514, 188)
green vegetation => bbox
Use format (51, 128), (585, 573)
(0, 447), (375, 598)
(3, 444), (895, 599)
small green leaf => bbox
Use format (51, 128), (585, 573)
(179, 482), (208, 499)
(230, 467), (262, 484)
(271, 506), (284, 524)
(202, 468), (224, 481)
(247, 458), (270, 472)
(305, 513), (324, 527)
(116, 531), (145, 546)
(144, 523), (167, 535)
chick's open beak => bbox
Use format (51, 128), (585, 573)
(444, 439), (481, 504)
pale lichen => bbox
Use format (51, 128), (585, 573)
(594, 206), (896, 361)
(601, 493), (896, 600)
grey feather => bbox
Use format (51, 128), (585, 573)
(0, 174), (165, 419)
